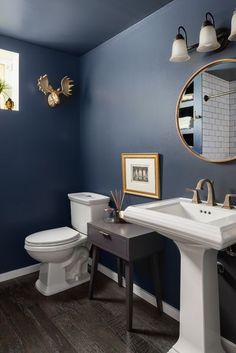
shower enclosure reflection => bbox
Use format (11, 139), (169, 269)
(177, 59), (236, 162)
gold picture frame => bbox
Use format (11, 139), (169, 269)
(121, 153), (160, 199)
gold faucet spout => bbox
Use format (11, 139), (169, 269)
(196, 178), (216, 206)
(222, 194), (236, 209)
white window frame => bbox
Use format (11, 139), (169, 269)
(0, 49), (19, 111)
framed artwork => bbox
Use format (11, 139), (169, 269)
(121, 153), (160, 199)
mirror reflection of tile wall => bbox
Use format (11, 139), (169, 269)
(202, 72), (236, 160)
(229, 80), (236, 156)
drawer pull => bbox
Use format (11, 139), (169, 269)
(99, 231), (111, 239)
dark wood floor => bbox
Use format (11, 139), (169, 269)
(0, 271), (178, 353)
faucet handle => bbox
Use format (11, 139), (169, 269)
(186, 188), (201, 204)
(222, 194), (236, 209)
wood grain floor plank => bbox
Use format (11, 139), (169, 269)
(0, 309), (24, 353)
(92, 299), (159, 353)
(28, 304), (78, 353)
(0, 271), (179, 353)
(51, 300), (130, 353)
(0, 297), (51, 353)
(53, 312), (113, 353)
(90, 272), (178, 352)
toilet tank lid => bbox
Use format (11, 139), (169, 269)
(68, 192), (109, 205)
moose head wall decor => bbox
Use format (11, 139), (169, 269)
(37, 74), (74, 107)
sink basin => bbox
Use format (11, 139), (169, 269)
(124, 197), (236, 250)
(124, 197), (236, 353)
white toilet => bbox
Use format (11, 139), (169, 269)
(24, 192), (109, 296)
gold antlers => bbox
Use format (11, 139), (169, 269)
(37, 74), (74, 107)
(58, 76), (74, 96)
(37, 74), (54, 95)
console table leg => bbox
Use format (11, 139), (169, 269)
(152, 253), (163, 313)
(117, 257), (123, 287)
(125, 261), (133, 331)
(88, 246), (99, 299)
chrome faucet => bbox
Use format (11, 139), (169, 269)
(196, 178), (216, 206)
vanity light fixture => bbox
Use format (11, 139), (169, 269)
(169, 26), (190, 62)
(197, 12), (220, 52)
(229, 10), (236, 41)
(170, 11), (232, 63)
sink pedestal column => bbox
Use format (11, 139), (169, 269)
(169, 242), (225, 353)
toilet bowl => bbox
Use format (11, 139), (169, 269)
(24, 192), (109, 296)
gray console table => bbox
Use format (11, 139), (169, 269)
(87, 219), (164, 331)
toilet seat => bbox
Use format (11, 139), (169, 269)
(24, 226), (86, 252)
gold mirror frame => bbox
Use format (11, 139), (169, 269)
(176, 58), (236, 163)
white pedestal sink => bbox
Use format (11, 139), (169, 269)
(124, 198), (236, 353)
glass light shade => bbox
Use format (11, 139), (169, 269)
(229, 10), (236, 41)
(169, 38), (190, 62)
(197, 25), (220, 52)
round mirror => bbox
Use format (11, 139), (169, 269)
(176, 58), (236, 162)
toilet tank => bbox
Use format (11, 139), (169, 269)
(68, 192), (109, 235)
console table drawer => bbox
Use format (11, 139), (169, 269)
(88, 225), (127, 258)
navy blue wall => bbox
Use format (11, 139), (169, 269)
(1, 0), (236, 344)
(78, 0), (236, 343)
(0, 35), (80, 273)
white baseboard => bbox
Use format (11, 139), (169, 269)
(0, 264), (40, 283)
(0, 261), (235, 353)
(97, 262), (236, 353)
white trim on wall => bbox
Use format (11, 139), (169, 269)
(0, 264), (40, 283)
(0, 261), (235, 353)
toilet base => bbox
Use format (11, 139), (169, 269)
(35, 272), (90, 296)
(35, 244), (90, 296)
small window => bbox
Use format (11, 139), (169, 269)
(0, 49), (19, 111)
